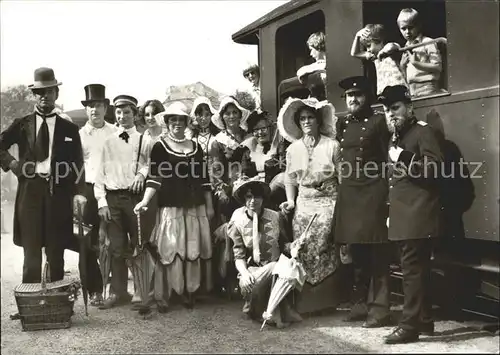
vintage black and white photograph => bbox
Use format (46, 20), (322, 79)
(0, 0), (499, 353)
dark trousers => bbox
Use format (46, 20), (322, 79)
(349, 243), (391, 320)
(398, 239), (433, 330)
(106, 190), (140, 297)
(64, 183), (103, 294)
(19, 177), (64, 283)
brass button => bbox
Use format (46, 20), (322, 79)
(341, 138), (344, 142)
(364, 118), (368, 122)
(360, 147), (364, 151)
(362, 127), (366, 131)
(360, 137), (364, 141)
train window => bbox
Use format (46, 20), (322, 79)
(275, 10), (325, 107)
(362, 0), (449, 100)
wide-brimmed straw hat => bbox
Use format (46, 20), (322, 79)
(190, 96), (217, 118)
(232, 175), (271, 205)
(155, 101), (190, 126)
(211, 96), (250, 131)
(277, 97), (337, 142)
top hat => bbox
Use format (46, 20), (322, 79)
(338, 76), (372, 94)
(81, 84), (110, 106)
(377, 85), (412, 106)
(28, 67), (62, 90)
(113, 95), (138, 107)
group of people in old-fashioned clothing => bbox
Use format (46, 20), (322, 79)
(1, 9), (461, 344)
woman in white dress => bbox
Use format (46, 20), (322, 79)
(277, 97), (342, 314)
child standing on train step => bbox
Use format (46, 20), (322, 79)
(395, 8), (446, 97)
(351, 24), (409, 95)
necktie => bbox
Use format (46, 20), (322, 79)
(119, 131), (130, 143)
(35, 115), (50, 162)
(252, 211), (260, 265)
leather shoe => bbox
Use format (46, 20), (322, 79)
(362, 316), (393, 328)
(343, 313), (367, 322)
(384, 327), (419, 344)
(99, 293), (132, 310)
(419, 322), (435, 336)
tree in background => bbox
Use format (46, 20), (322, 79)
(233, 89), (256, 112)
(1, 85), (37, 203)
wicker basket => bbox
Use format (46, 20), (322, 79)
(14, 261), (81, 331)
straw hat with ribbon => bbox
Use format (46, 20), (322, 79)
(155, 101), (190, 128)
(211, 96), (250, 132)
(232, 175), (271, 265)
(277, 97), (337, 143)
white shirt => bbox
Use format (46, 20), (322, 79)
(34, 111), (57, 175)
(94, 126), (151, 208)
(79, 121), (118, 184)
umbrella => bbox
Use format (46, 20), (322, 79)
(260, 213), (317, 331)
(98, 223), (111, 299)
(127, 213), (155, 318)
(76, 204), (89, 316)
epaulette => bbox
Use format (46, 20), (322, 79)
(417, 121), (428, 126)
(373, 109), (384, 115)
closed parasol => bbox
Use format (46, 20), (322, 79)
(127, 213), (155, 318)
(260, 213), (317, 331)
(75, 204), (90, 316)
(98, 223), (111, 300)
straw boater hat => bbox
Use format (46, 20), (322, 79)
(28, 67), (62, 89)
(211, 96), (250, 131)
(190, 96), (217, 118)
(277, 97), (337, 142)
(232, 175), (271, 205)
(155, 101), (190, 128)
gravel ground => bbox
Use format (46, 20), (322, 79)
(1, 203), (499, 354)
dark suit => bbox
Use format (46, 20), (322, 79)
(0, 113), (85, 283)
(334, 108), (391, 321)
(388, 119), (444, 331)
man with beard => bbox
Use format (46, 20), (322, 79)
(334, 76), (392, 328)
(0, 67), (87, 285)
(74, 84), (118, 306)
(379, 85), (443, 344)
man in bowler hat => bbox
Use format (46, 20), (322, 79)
(0, 67), (87, 284)
(71, 84), (118, 306)
(334, 76), (393, 328)
(379, 85), (443, 344)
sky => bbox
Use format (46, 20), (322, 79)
(0, 0), (287, 110)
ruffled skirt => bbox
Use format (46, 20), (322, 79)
(151, 205), (213, 296)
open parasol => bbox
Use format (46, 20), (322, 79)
(127, 213), (155, 318)
(260, 213), (317, 331)
(76, 204), (89, 316)
(98, 223), (111, 299)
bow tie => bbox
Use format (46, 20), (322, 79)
(119, 131), (130, 143)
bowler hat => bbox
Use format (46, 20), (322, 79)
(28, 67), (62, 89)
(113, 95), (138, 107)
(338, 76), (372, 94)
(377, 85), (412, 106)
(81, 84), (110, 106)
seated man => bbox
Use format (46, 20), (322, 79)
(227, 176), (302, 328)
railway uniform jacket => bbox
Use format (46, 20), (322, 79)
(334, 108), (391, 244)
(388, 119), (444, 241)
(0, 113), (85, 248)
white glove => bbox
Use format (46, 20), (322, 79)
(389, 146), (403, 162)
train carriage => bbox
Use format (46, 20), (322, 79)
(232, 0), (499, 320)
